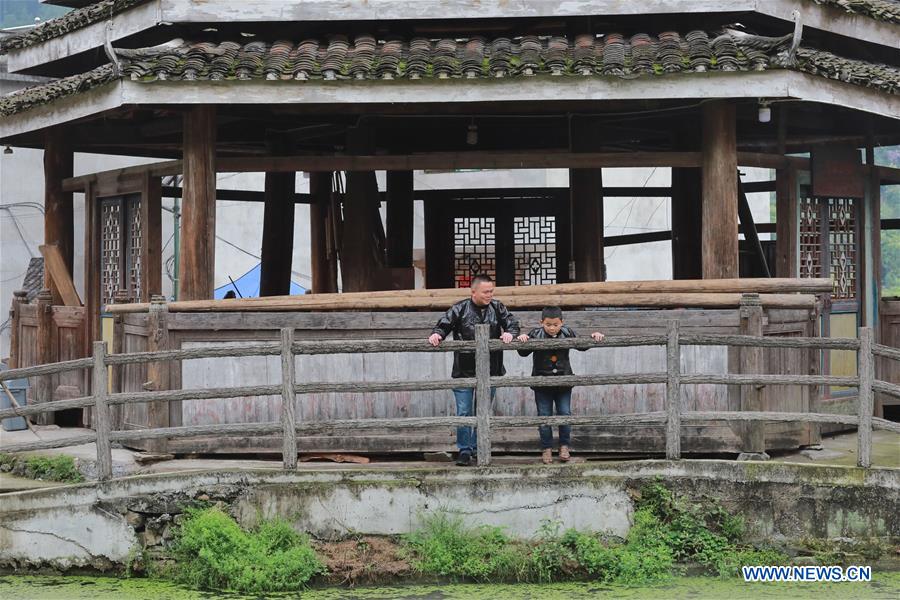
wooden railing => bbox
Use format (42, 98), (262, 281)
(1, 323), (898, 480)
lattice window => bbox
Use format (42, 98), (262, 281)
(453, 217), (496, 288)
(128, 198), (143, 301)
(799, 195), (822, 280)
(828, 197), (857, 301)
(101, 201), (123, 306)
(513, 216), (556, 286)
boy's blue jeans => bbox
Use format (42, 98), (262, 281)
(452, 387), (496, 453)
(534, 388), (572, 449)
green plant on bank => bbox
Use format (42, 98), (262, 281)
(169, 507), (324, 594)
(0, 453), (84, 483)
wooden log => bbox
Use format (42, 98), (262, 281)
(309, 171), (338, 293)
(680, 334), (859, 350)
(739, 296), (766, 454)
(179, 105), (216, 300)
(140, 173), (163, 301)
(260, 144), (296, 296)
(857, 327), (875, 468)
(295, 378), (472, 394)
(92, 341), (113, 480)
(775, 166), (799, 277)
(386, 170), (414, 269)
(43, 130), (74, 305)
(701, 101), (738, 279)
(280, 328), (298, 469)
(682, 411), (859, 426)
(873, 343), (900, 361)
(873, 417), (900, 434)
(145, 297), (170, 453)
(666, 320), (681, 459)
(492, 413), (667, 427)
(7, 290), (27, 369)
(492, 374), (668, 388)
(475, 324), (492, 466)
(2, 433), (98, 454)
(39, 244), (81, 307)
(108, 385), (282, 406)
(873, 381), (900, 399)
(680, 374), (859, 386)
(0, 356), (94, 382)
(105, 343), (283, 365)
(0, 394), (94, 421)
(106, 292), (820, 313)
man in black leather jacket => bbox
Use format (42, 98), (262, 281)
(428, 274), (525, 466)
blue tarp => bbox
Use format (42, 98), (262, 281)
(214, 263), (306, 299)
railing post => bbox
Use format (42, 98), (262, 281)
(280, 328), (298, 469)
(34, 289), (53, 425)
(738, 293), (767, 460)
(666, 320), (682, 459)
(857, 327), (874, 468)
(475, 324), (492, 466)
(92, 340), (113, 480)
(145, 295), (170, 454)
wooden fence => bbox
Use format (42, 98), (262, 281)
(1, 323), (898, 480)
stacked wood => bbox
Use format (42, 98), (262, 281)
(106, 278), (831, 314)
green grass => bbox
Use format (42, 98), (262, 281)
(0, 452), (84, 483)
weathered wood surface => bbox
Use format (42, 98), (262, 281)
(775, 166), (799, 277)
(475, 324), (492, 465)
(739, 299), (765, 454)
(280, 328), (298, 469)
(43, 133), (73, 306)
(140, 173), (163, 302)
(106, 343), (283, 365)
(681, 334), (859, 350)
(873, 344), (900, 361)
(857, 328), (875, 468)
(701, 101), (738, 279)
(681, 374), (859, 386)
(92, 341), (113, 480)
(144, 299), (169, 452)
(179, 105), (216, 300)
(666, 321), (682, 459)
(876, 300), (900, 417)
(0, 356), (92, 381)
(682, 411), (859, 425)
(2, 433), (98, 453)
(39, 244), (81, 307)
(874, 381), (900, 399)
(0, 394), (94, 420)
(260, 155), (296, 296)
(873, 417), (900, 434)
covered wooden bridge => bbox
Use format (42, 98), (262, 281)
(1, 0), (898, 456)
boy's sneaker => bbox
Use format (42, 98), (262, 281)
(541, 448), (553, 464)
(559, 446), (571, 462)
(456, 450), (473, 466)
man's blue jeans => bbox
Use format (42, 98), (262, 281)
(452, 387), (496, 453)
(534, 387), (572, 449)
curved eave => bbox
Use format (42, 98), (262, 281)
(2, 70), (898, 142)
(7, 0), (899, 74)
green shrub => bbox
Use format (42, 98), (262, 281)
(171, 507), (324, 593)
(526, 520), (575, 582)
(0, 453), (84, 483)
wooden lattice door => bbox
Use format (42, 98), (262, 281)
(100, 193), (143, 305)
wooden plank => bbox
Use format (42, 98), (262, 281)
(775, 166), (799, 278)
(475, 324), (492, 466)
(8, 291), (27, 369)
(281, 328), (299, 469)
(92, 341), (113, 480)
(857, 327), (874, 468)
(39, 244), (81, 307)
(665, 320), (681, 459)
(702, 101), (738, 279)
(140, 173), (163, 301)
(179, 106), (216, 300)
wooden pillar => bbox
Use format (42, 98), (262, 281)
(309, 172), (338, 293)
(738, 293), (767, 459)
(260, 146), (296, 297)
(140, 174), (163, 301)
(386, 170), (414, 269)
(179, 106), (217, 300)
(7, 290), (27, 368)
(671, 167), (703, 279)
(775, 166), (799, 278)
(569, 117), (605, 281)
(341, 126), (382, 292)
(83, 181), (101, 350)
(34, 289), (54, 425)
(701, 101), (738, 279)
(44, 131), (74, 303)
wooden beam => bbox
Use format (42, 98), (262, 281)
(83, 180), (101, 354)
(140, 173), (163, 301)
(43, 130), (73, 304)
(737, 176), (771, 277)
(179, 106), (216, 300)
(309, 172), (338, 293)
(260, 145), (296, 297)
(775, 166), (799, 278)
(606, 230), (671, 247)
(570, 116), (605, 282)
(386, 170), (414, 269)
(38, 244), (81, 307)
(702, 101), (738, 279)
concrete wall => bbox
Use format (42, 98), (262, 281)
(0, 460), (896, 570)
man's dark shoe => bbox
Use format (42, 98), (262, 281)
(456, 451), (472, 466)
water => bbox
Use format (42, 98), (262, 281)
(2, 574), (899, 599)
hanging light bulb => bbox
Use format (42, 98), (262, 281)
(758, 100), (771, 123)
(466, 121), (478, 146)
(3, 146), (12, 155)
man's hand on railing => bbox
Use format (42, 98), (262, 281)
(591, 332), (605, 342)
(516, 334), (530, 342)
(500, 332), (514, 343)
(428, 333), (443, 347)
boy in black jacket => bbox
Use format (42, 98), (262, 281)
(518, 306), (604, 464)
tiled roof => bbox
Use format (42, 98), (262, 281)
(1, 32), (898, 118)
(22, 257), (45, 302)
(812, 0), (900, 23)
(0, 0), (148, 53)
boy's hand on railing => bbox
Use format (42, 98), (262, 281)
(428, 333), (443, 346)
(516, 334), (530, 342)
(591, 332), (605, 342)
(500, 332), (514, 343)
